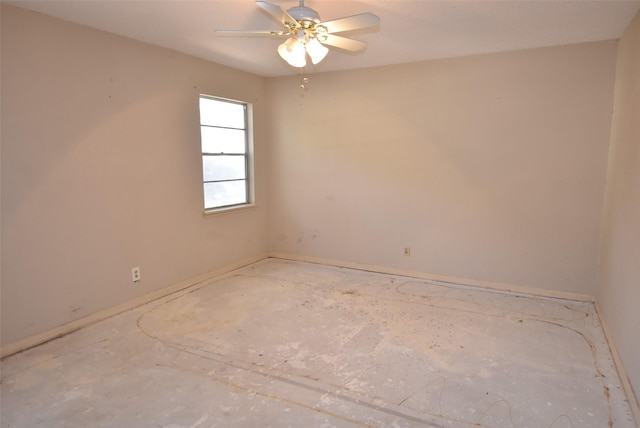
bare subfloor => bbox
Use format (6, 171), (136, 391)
(1, 259), (636, 427)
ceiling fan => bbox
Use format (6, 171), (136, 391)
(216, 1), (380, 68)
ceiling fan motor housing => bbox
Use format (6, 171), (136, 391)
(287, 6), (321, 23)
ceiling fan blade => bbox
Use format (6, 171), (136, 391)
(320, 34), (368, 52)
(319, 12), (380, 34)
(215, 29), (288, 37)
(256, 1), (299, 28)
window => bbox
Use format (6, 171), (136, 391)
(199, 95), (252, 211)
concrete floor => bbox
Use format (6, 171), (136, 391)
(1, 258), (636, 427)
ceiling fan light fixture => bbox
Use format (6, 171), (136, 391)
(278, 36), (306, 67)
(306, 37), (328, 64)
(220, 1), (380, 70)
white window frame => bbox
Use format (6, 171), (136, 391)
(199, 95), (255, 213)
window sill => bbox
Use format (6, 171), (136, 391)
(203, 203), (258, 217)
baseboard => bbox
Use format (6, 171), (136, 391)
(594, 301), (640, 425)
(0, 253), (269, 359)
(267, 252), (595, 302)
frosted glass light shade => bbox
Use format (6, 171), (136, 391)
(278, 37), (307, 68)
(306, 38), (329, 64)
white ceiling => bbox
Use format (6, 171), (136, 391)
(5, 0), (640, 77)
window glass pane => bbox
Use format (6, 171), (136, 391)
(201, 127), (246, 154)
(202, 155), (246, 182)
(204, 181), (247, 209)
(199, 97), (245, 129)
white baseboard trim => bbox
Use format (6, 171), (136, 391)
(594, 301), (640, 426)
(0, 253), (269, 359)
(267, 252), (595, 302)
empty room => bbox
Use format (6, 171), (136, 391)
(1, 1), (639, 427)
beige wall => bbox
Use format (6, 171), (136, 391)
(1, 5), (268, 346)
(598, 10), (640, 408)
(266, 42), (617, 295)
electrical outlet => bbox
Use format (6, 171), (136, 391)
(131, 266), (141, 283)
(404, 247), (411, 256)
